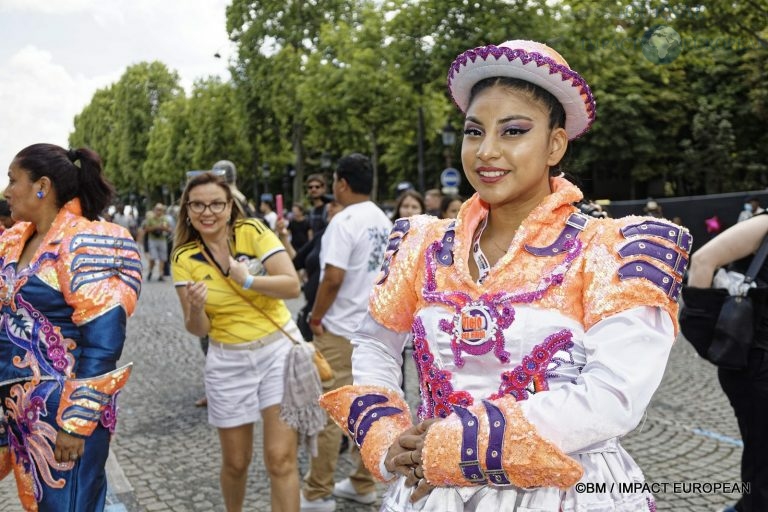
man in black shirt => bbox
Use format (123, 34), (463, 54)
(305, 173), (328, 239)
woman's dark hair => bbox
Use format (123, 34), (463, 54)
(439, 194), (464, 219)
(394, 190), (426, 219)
(174, 172), (241, 249)
(13, 143), (114, 220)
(468, 77), (568, 177)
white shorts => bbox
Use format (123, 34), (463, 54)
(148, 238), (168, 262)
(204, 328), (295, 429)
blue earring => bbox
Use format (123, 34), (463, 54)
(36, 190), (44, 199)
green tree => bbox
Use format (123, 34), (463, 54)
(69, 87), (116, 173)
(186, 78), (252, 181)
(298, 3), (419, 199)
(227, 0), (354, 201)
(108, 62), (182, 195)
(143, 94), (192, 197)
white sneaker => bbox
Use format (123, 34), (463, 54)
(300, 493), (336, 512)
(332, 478), (377, 505)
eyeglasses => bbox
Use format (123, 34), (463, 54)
(187, 200), (229, 214)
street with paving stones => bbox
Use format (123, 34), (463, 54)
(0, 280), (744, 511)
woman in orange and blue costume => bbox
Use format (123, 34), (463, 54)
(0, 143), (140, 511)
(320, 41), (691, 511)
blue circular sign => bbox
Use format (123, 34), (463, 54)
(441, 167), (461, 188)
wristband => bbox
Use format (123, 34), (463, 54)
(309, 315), (323, 327)
(242, 274), (255, 290)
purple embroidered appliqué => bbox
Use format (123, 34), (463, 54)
(100, 391), (121, 433)
(422, 237), (581, 367)
(411, 318), (576, 420)
(3, 295), (74, 381)
(491, 329), (574, 400)
(376, 219), (410, 284)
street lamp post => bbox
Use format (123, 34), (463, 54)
(320, 151), (332, 173)
(417, 107), (426, 193)
(261, 163), (271, 195)
(441, 122), (457, 169)
(283, 166), (296, 204)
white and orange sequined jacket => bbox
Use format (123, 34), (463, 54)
(324, 177), (689, 512)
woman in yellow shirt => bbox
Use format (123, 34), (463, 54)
(171, 172), (302, 512)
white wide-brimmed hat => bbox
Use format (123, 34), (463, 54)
(447, 40), (596, 140)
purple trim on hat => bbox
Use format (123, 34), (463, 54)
(447, 44), (597, 139)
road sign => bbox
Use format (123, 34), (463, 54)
(440, 167), (461, 188)
(441, 186), (459, 196)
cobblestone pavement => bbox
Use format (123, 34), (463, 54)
(0, 281), (743, 511)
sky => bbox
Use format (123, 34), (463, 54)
(0, 0), (235, 191)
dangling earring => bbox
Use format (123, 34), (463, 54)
(36, 190), (44, 199)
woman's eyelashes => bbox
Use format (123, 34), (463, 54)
(501, 122), (533, 136)
(463, 123), (533, 138)
(463, 125), (483, 137)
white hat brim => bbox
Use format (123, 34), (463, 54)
(448, 41), (596, 140)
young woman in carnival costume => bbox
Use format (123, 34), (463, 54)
(0, 143), (140, 511)
(320, 40), (690, 511)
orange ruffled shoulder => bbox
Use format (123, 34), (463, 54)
(58, 220), (143, 325)
(369, 215), (450, 333)
(581, 215), (690, 333)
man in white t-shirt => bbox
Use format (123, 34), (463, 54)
(301, 153), (392, 511)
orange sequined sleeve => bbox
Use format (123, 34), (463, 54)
(320, 385), (413, 482)
(582, 216), (690, 333)
(369, 216), (434, 333)
(420, 395), (582, 488)
(58, 220), (142, 325)
(55, 221), (142, 436)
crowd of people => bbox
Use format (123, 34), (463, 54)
(0, 38), (762, 512)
